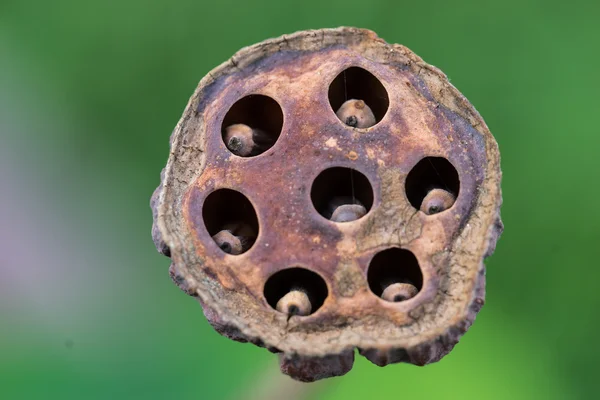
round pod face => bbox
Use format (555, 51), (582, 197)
(151, 28), (503, 381)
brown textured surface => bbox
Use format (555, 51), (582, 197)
(151, 27), (502, 381)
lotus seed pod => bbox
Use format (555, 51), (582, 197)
(330, 203), (367, 222)
(420, 188), (456, 215)
(151, 27), (503, 381)
(381, 282), (419, 302)
(276, 289), (312, 316)
(336, 99), (377, 128)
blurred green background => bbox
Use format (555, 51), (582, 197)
(1, 0), (598, 398)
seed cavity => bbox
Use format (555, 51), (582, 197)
(328, 67), (389, 128)
(201, 189), (259, 255)
(310, 167), (374, 223)
(367, 248), (423, 303)
(405, 157), (460, 212)
(264, 268), (328, 317)
(221, 94), (283, 157)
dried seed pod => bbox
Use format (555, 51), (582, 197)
(336, 99), (377, 128)
(276, 289), (312, 316)
(420, 188), (456, 215)
(330, 203), (367, 222)
(381, 282), (419, 302)
(151, 28), (503, 382)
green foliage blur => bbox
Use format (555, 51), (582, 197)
(1, 0), (599, 398)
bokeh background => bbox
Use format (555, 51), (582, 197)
(1, 0), (599, 398)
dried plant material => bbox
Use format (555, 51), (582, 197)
(151, 27), (503, 382)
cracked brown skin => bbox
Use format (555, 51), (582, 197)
(150, 27), (503, 381)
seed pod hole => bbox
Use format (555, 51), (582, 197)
(221, 95), (284, 157)
(367, 248), (423, 302)
(202, 189), (259, 255)
(328, 67), (389, 128)
(264, 268), (328, 316)
(310, 167), (374, 223)
(405, 157), (460, 213)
